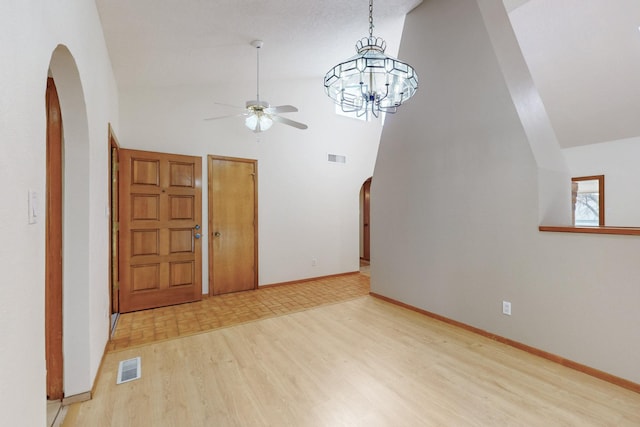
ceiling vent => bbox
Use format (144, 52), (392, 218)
(328, 154), (346, 164)
(117, 357), (141, 384)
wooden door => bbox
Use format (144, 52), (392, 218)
(208, 156), (257, 295)
(119, 149), (202, 313)
(109, 128), (119, 315)
(46, 77), (64, 400)
(363, 178), (371, 261)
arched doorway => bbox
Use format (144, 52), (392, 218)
(359, 177), (372, 275)
(46, 44), (92, 405)
(46, 76), (63, 401)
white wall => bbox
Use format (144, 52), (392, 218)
(372, 0), (640, 385)
(0, 1), (117, 424)
(118, 78), (381, 291)
(563, 137), (640, 227)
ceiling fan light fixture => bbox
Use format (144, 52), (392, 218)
(204, 40), (308, 132)
(324, 0), (418, 118)
(245, 111), (273, 132)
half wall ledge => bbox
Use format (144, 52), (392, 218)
(539, 226), (640, 236)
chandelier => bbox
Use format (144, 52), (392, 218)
(324, 0), (419, 118)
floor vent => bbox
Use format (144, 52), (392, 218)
(328, 154), (346, 164)
(116, 357), (141, 384)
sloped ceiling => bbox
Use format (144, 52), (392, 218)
(95, 0), (640, 148)
(508, 0), (640, 147)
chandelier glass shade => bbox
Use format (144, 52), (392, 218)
(324, 1), (418, 118)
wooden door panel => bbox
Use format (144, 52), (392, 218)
(170, 261), (195, 286)
(363, 178), (371, 261)
(131, 265), (160, 291)
(169, 196), (194, 220)
(132, 159), (160, 185)
(169, 162), (195, 187)
(132, 194), (160, 220)
(170, 228), (194, 253)
(46, 77), (64, 400)
(119, 149), (202, 313)
(208, 156), (257, 295)
(131, 229), (159, 256)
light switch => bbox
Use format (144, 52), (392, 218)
(28, 189), (38, 224)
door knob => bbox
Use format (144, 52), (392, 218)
(194, 233), (201, 239)
(214, 231), (221, 237)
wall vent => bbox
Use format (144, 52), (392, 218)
(328, 154), (346, 164)
(117, 357), (141, 384)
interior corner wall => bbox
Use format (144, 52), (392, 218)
(371, 0), (640, 385)
(0, 1), (118, 424)
(118, 78), (381, 290)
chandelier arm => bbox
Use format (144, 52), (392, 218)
(370, 102), (379, 118)
(359, 82), (373, 104)
(376, 84), (390, 105)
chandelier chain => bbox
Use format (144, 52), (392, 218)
(369, 0), (374, 38)
(323, 0), (418, 118)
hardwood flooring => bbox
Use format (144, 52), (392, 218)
(65, 290), (640, 426)
(109, 273), (369, 351)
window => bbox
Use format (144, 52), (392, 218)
(571, 175), (604, 226)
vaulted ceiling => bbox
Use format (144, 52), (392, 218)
(95, 0), (640, 148)
(95, 0), (422, 89)
(507, 0), (640, 148)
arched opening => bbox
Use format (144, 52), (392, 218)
(359, 177), (372, 275)
(46, 45), (92, 404)
(45, 75), (64, 404)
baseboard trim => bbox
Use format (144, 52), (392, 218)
(89, 337), (112, 398)
(370, 292), (640, 395)
(62, 391), (91, 406)
(261, 271), (361, 288)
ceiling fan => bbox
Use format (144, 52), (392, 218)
(204, 40), (308, 133)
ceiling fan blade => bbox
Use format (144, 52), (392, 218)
(272, 115), (308, 130)
(203, 112), (247, 121)
(266, 105), (298, 114)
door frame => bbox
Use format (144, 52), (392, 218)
(207, 155), (258, 295)
(361, 177), (371, 262)
(46, 77), (64, 400)
(108, 124), (120, 322)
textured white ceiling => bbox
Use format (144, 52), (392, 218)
(95, 0), (640, 148)
(95, 0), (422, 89)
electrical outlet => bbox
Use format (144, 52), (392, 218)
(502, 301), (512, 316)
(311, 258), (317, 267)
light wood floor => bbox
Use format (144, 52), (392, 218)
(65, 294), (640, 426)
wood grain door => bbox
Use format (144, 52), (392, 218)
(119, 149), (202, 313)
(46, 77), (64, 400)
(109, 129), (119, 315)
(208, 156), (257, 295)
(363, 178), (371, 261)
